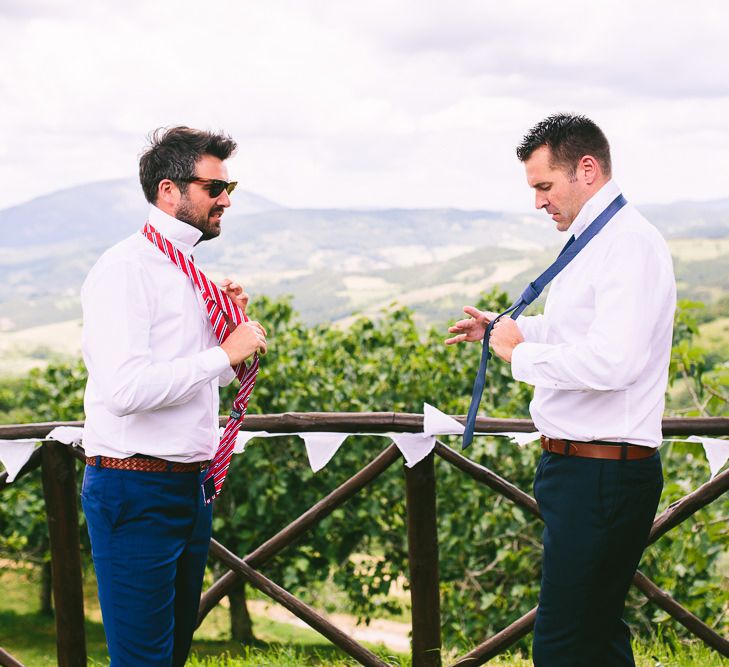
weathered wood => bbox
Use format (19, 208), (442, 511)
(632, 571), (729, 657)
(0, 421), (83, 439)
(661, 417), (729, 436)
(198, 443), (402, 625)
(2, 415), (727, 666)
(209, 539), (389, 667)
(2, 414), (727, 439)
(649, 466), (729, 545)
(40, 442), (87, 667)
(450, 607), (537, 667)
(405, 453), (442, 667)
(434, 441), (541, 519)
(0, 646), (25, 667)
(0, 447), (42, 491)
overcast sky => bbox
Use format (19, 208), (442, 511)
(1, 0), (728, 212)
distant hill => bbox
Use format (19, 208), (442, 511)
(1, 179), (728, 339)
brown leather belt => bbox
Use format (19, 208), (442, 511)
(86, 454), (209, 473)
(541, 435), (657, 461)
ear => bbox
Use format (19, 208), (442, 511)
(156, 178), (180, 208)
(579, 155), (601, 185)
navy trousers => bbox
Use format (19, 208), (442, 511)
(81, 464), (213, 666)
(532, 449), (663, 667)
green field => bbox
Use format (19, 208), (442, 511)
(2, 236), (728, 378)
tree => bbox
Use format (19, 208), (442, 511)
(1, 294), (726, 646)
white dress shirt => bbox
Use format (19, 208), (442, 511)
(511, 180), (676, 447)
(81, 205), (236, 462)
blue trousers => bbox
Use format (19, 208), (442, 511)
(81, 464), (213, 666)
(532, 449), (663, 667)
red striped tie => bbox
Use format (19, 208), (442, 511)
(142, 223), (259, 503)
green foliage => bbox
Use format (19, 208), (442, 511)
(0, 292), (727, 651)
(212, 291), (535, 641)
(0, 359), (88, 566)
(15, 359), (88, 422)
(669, 300), (728, 416)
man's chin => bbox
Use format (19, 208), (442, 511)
(198, 223), (221, 242)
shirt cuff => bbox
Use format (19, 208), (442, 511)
(511, 342), (538, 386)
(200, 346), (232, 378)
(515, 314), (540, 342)
(218, 359), (237, 386)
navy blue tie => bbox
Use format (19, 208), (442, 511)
(462, 194), (627, 449)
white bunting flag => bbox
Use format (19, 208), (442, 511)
(47, 426), (84, 445)
(423, 402), (465, 436)
(493, 431), (542, 447)
(0, 439), (39, 482)
(300, 433), (349, 472)
(688, 436), (729, 479)
(232, 431), (270, 454)
(390, 433), (436, 468)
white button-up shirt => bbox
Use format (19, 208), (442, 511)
(511, 180), (676, 447)
(81, 205), (235, 462)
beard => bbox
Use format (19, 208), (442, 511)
(175, 197), (225, 242)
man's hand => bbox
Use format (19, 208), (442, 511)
(220, 321), (267, 365)
(445, 306), (499, 345)
(490, 318), (524, 363)
(220, 278), (249, 314)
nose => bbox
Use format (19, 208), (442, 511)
(535, 191), (548, 210)
(217, 190), (231, 208)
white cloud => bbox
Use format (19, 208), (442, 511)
(1, 0), (729, 212)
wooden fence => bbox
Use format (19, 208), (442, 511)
(1, 413), (728, 667)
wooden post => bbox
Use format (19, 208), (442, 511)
(41, 442), (87, 667)
(405, 453), (442, 667)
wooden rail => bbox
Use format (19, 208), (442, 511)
(2, 414), (728, 440)
(1, 413), (728, 666)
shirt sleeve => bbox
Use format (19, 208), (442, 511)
(515, 314), (545, 342)
(81, 258), (232, 417)
(218, 364), (237, 387)
(511, 232), (671, 392)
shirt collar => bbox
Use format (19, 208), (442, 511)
(569, 179), (622, 239)
(147, 205), (203, 257)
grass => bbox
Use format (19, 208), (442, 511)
(0, 565), (726, 666)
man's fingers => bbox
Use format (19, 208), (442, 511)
(449, 318), (474, 333)
(249, 321), (267, 337)
(462, 305), (483, 320)
(445, 333), (467, 345)
(221, 278), (246, 298)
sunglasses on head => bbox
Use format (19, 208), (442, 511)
(180, 177), (238, 198)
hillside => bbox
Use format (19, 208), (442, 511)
(1, 179), (728, 374)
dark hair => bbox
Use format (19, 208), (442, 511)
(138, 126), (237, 203)
(516, 113), (611, 178)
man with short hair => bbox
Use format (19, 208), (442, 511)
(81, 126), (267, 665)
(447, 114), (675, 665)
